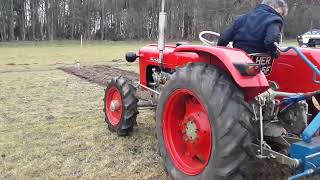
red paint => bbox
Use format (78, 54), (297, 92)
(138, 44), (320, 100)
(163, 89), (212, 175)
(105, 87), (123, 126)
(268, 48), (320, 93)
(139, 45), (269, 100)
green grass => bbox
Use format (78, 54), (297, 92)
(282, 39), (298, 47)
(0, 40), (148, 73)
(0, 70), (166, 179)
(0, 40), (168, 179)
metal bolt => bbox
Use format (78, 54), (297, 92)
(195, 155), (206, 164)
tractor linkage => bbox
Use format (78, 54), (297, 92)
(252, 43), (320, 180)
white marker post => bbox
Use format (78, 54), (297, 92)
(76, 34), (83, 69)
(81, 34), (83, 49)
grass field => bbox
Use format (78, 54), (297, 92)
(0, 41), (147, 73)
(0, 40), (168, 179)
(0, 40), (298, 179)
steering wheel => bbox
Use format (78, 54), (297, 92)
(199, 31), (221, 46)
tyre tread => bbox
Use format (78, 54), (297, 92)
(156, 63), (253, 179)
(104, 76), (138, 136)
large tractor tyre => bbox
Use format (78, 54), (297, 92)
(156, 63), (253, 180)
(104, 76), (138, 136)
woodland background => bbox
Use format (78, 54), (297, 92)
(0, 0), (320, 41)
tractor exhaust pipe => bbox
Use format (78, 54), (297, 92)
(158, 0), (167, 70)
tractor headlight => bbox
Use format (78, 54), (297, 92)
(125, 52), (139, 63)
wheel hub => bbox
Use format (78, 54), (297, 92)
(105, 87), (123, 126)
(162, 89), (212, 175)
(110, 100), (121, 112)
(184, 118), (198, 141)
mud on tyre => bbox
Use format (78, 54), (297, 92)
(156, 63), (253, 179)
(104, 76), (138, 136)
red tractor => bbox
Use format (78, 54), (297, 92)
(103, 1), (320, 179)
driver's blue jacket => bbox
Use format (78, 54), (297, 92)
(217, 4), (283, 56)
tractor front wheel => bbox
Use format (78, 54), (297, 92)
(156, 63), (253, 179)
(104, 76), (138, 136)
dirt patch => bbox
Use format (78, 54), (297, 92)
(245, 159), (293, 180)
(60, 65), (139, 87)
(60, 65), (150, 100)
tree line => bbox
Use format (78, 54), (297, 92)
(0, 0), (320, 41)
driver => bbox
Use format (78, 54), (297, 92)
(217, 0), (288, 59)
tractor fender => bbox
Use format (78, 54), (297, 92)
(174, 45), (269, 100)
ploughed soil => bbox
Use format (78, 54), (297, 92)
(60, 65), (149, 100)
(60, 64), (139, 87)
(60, 64), (316, 180)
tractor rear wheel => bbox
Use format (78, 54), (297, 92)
(104, 76), (138, 136)
(156, 63), (253, 179)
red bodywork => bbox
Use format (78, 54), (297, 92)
(138, 44), (320, 100)
(268, 48), (320, 93)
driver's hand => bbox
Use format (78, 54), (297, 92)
(226, 42), (233, 48)
(271, 51), (280, 59)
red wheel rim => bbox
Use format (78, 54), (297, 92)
(163, 89), (212, 175)
(106, 87), (123, 126)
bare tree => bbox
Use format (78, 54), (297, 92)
(8, 0), (14, 40)
(0, 0), (319, 41)
(100, 0), (105, 40)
